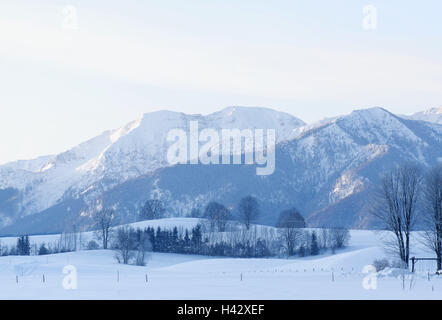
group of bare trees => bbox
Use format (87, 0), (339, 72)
(90, 208), (152, 265)
(374, 164), (442, 270)
(275, 207), (350, 257)
(194, 196), (261, 233)
(319, 227), (351, 252)
(200, 196), (261, 232)
(198, 197), (350, 257)
(112, 226), (152, 265)
(138, 199), (165, 221)
(203, 202), (231, 232)
(91, 206), (155, 266)
(198, 202), (349, 257)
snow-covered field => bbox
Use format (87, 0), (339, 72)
(0, 219), (441, 300)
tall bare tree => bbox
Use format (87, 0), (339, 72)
(114, 225), (135, 264)
(134, 229), (152, 266)
(277, 208), (305, 256)
(373, 165), (422, 267)
(239, 196), (260, 230)
(421, 165), (442, 270)
(94, 208), (117, 249)
(204, 202), (231, 232)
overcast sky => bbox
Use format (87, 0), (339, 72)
(1, 0), (442, 164)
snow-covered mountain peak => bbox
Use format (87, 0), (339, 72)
(1, 106), (441, 233)
(206, 106), (305, 142)
(400, 106), (442, 124)
(335, 107), (423, 145)
(110, 117), (143, 143)
(0, 106), (306, 216)
(295, 108), (396, 138)
(0, 155), (54, 174)
(291, 107), (428, 170)
(423, 106), (442, 115)
(345, 106), (393, 121)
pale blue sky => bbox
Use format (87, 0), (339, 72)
(1, 0), (442, 164)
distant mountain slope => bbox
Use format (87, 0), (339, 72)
(401, 106), (442, 124)
(1, 107), (441, 235)
(0, 106), (304, 231)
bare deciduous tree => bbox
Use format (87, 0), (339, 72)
(421, 165), (442, 270)
(204, 202), (231, 232)
(373, 165), (422, 267)
(279, 227), (303, 256)
(114, 225), (135, 264)
(62, 210), (85, 251)
(330, 227), (350, 250)
(94, 208), (117, 249)
(277, 208), (305, 256)
(319, 228), (331, 250)
(239, 196), (260, 230)
(134, 229), (152, 266)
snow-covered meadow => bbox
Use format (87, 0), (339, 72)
(0, 218), (441, 300)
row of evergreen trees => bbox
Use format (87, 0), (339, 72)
(122, 224), (340, 258)
(119, 225), (272, 258)
(1, 236), (33, 256)
(0, 235), (75, 257)
(1, 224), (348, 259)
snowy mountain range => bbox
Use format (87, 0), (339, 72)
(0, 106), (441, 235)
(402, 106), (442, 124)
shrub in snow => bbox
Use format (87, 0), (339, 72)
(310, 232), (319, 255)
(38, 243), (49, 255)
(330, 227), (350, 249)
(390, 260), (408, 269)
(17, 235), (31, 256)
(373, 258), (390, 272)
(87, 240), (100, 250)
(298, 245), (306, 257)
(138, 199), (165, 221)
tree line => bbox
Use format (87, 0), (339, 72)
(0, 184), (352, 263)
(0, 233), (88, 257)
(110, 222), (349, 265)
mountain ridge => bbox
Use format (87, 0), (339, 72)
(0, 106), (305, 225)
(0, 106), (441, 235)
